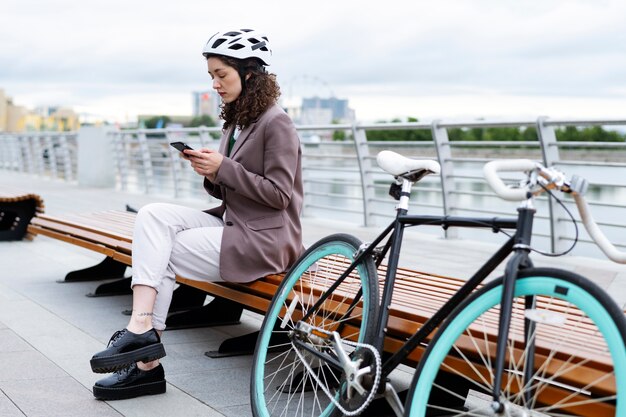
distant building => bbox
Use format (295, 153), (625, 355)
(300, 107), (333, 125)
(0, 89), (27, 132)
(192, 90), (220, 119)
(301, 96), (355, 124)
(0, 89), (77, 132)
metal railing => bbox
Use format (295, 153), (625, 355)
(0, 131), (77, 181)
(1, 117), (625, 259)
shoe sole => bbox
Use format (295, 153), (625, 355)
(93, 379), (166, 400)
(90, 343), (166, 373)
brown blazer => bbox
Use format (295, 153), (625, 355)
(203, 104), (304, 282)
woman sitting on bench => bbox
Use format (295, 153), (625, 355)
(89, 28), (304, 401)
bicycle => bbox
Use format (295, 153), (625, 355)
(250, 151), (626, 417)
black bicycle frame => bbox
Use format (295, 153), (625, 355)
(373, 211), (523, 381)
(299, 205), (538, 401)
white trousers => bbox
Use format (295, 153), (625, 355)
(131, 203), (224, 330)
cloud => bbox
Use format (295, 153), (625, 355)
(1, 0), (625, 122)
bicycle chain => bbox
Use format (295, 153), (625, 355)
(291, 334), (382, 416)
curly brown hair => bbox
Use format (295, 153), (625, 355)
(211, 55), (281, 131)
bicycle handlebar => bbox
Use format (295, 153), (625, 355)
(483, 159), (626, 264)
(483, 159), (539, 201)
(572, 193), (626, 263)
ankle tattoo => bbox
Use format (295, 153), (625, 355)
(133, 310), (153, 317)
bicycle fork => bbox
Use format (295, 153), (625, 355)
(491, 206), (535, 414)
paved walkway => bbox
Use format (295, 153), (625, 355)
(0, 172), (624, 416)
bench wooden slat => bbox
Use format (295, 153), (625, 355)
(30, 218), (127, 252)
(27, 224), (118, 258)
(32, 213), (133, 242)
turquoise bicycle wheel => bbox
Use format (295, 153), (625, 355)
(250, 233), (379, 417)
(405, 267), (626, 417)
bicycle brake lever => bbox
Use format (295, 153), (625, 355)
(570, 175), (589, 196)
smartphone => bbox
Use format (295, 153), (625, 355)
(170, 141), (194, 152)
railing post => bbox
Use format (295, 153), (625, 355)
(77, 126), (115, 188)
(352, 124), (375, 226)
(537, 116), (567, 253)
(20, 135), (34, 174)
(431, 121), (458, 238)
(0, 134), (10, 170)
(31, 134), (44, 176)
(60, 134), (74, 181)
(137, 130), (154, 193)
(114, 132), (130, 191)
(198, 128), (211, 147)
(166, 132), (183, 198)
(14, 135), (24, 172)
(44, 135), (58, 178)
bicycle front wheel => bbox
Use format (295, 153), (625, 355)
(405, 267), (626, 417)
(251, 233), (379, 417)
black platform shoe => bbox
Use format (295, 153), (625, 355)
(93, 363), (166, 400)
(90, 328), (166, 373)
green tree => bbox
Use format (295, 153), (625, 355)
(522, 127), (537, 141)
(331, 119), (350, 141)
(365, 117), (431, 142)
(332, 130), (347, 141)
(188, 115), (216, 128)
(555, 126), (624, 142)
(143, 116), (171, 129)
(447, 128), (465, 142)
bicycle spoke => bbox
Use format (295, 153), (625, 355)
(407, 272), (624, 417)
(252, 235), (378, 416)
(440, 355), (494, 394)
(450, 342), (493, 390)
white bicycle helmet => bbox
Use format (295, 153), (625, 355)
(202, 29), (272, 66)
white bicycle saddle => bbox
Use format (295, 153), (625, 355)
(376, 150), (440, 181)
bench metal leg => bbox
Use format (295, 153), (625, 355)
(120, 283), (210, 316)
(205, 331), (260, 358)
(165, 296), (244, 330)
(57, 256), (132, 297)
(86, 277), (133, 297)
(204, 322), (288, 358)
(168, 284), (209, 312)
(59, 256), (128, 283)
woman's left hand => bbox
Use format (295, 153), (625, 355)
(183, 148), (224, 181)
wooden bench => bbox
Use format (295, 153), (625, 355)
(0, 187), (45, 241)
(27, 209), (617, 416)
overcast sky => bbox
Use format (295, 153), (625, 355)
(1, 0), (625, 123)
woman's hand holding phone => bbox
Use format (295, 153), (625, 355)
(186, 148), (224, 181)
(170, 142), (223, 180)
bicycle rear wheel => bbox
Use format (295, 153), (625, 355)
(251, 233), (380, 417)
(405, 267), (626, 417)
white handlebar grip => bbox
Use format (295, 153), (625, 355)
(483, 159), (538, 201)
(573, 193), (626, 263)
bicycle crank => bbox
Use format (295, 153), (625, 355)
(291, 322), (382, 416)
